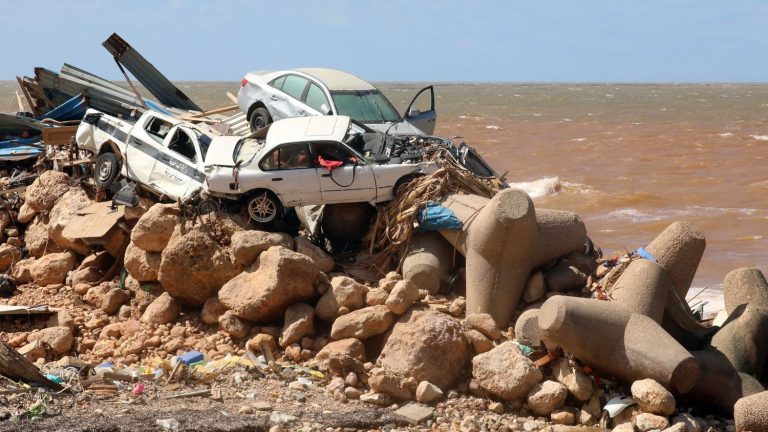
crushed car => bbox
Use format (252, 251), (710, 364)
(238, 67), (436, 135)
(75, 108), (434, 224)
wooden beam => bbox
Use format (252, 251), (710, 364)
(15, 76), (39, 116)
(186, 104), (239, 119)
(226, 92), (238, 104)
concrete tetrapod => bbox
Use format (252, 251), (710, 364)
(538, 295), (700, 393)
(644, 221), (706, 300)
(708, 304), (768, 379)
(735, 391), (768, 432)
(402, 231), (455, 295)
(688, 350), (764, 414)
(724, 267), (768, 315)
(608, 258), (670, 323)
(532, 209), (587, 269)
(438, 189), (538, 326)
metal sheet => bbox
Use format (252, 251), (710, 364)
(103, 33), (202, 111)
(36, 93), (88, 122)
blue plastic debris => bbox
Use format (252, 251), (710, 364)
(177, 350), (204, 365)
(45, 374), (63, 384)
(417, 202), (463, 231)
(635, 246), (657, 262)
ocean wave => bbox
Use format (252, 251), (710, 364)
(592, 205), (768, 223)
(571, 138), (587, 142)
(485, 125), (501, 130)
(508, 177), (562, 198)
(718, 132), (734, 137)
(750, 134), (768, 141)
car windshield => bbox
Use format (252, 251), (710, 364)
(234, 138), (265, 163)
(330, 90), (401, 124)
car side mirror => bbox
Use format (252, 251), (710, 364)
(320, 103), (332, 115)
(407, 108), (421, 117)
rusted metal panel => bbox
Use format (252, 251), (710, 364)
(103, 33), (202, 111)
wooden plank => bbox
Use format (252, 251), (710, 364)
(226, 92), (238, 104)
(42, 126), (79, 146)
(186, 104), (239, 119)
(62, 202), (125, 241)
(16, 76), (38, 116)
(0, 339), (62, 389)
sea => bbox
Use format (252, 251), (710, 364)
(3, 81), (766, 312)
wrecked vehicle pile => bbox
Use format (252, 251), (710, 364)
(0, 33), (766, 432)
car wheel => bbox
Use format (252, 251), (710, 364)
(94, 152), (121, 188)
(245, 191), (282, 224)
(249, 107), (272, 132)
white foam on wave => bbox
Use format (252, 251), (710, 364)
(718, 132), (734, 137)
(594, 205), (768, 224)
(686, 285), (724, 319)
(571, 138), (587, 142)
(750, 134), (768, 141)
(507, 177), (562, 198)
(485, 125), (501, 130)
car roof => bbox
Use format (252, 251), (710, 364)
(293, 68), (376, 91)
(266, 116), (351, 147)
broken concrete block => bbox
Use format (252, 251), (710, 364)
(609, 258), (671, 323)
(734, 391), (768, 432)
(439, 189), (538, 326)
(393, 403), (435, 425)
(724, 267), (768, 315)
(684, 350), (764, 413)
(402, 231), (454, 295)
(708, 304), (768, 379)
(539, 295), (699, 393)
(645, 221), (706, 300)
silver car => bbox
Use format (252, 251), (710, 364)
(237, 68), (436, 135)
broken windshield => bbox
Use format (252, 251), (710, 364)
(331, 91), (400, 124)
(234, 138), (264, 164)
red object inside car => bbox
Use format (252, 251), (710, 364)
(318, 155), (343, 171)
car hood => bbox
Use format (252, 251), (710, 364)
(203, 136), (243, 167)
(365, 120), (427, 136)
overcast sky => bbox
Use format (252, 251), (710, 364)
(2, 0), (766, 82)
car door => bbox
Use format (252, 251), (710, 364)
(402, 85), (437, 134)
(262, 75), (292, 121)
(300, 81), (332, 116)
(125, 114), (173, 186)
(148, 126), (204, 200)
(258, 142), (321, 206)
(311, 141), (377, 204)
(275, 74), (310, 120)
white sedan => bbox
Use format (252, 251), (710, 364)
(204, 115), (432, 224)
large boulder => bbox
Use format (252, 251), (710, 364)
(218, 246), (319, 322)
(315, 275), (368, 322)
(230, 230), (293, 267)
(24, 216), (64, 258)
(30, 251), (78, 286)
(124, 242), (161, 282)
(279, 303), (315, 348)
(315, 338), (366, 376)
(294, 236), (335, 272)
(30, 326), (74, 354)
(527, 380), (568, 416)
(130, 203), (179, 252)
(378, 310), (468, 389)
(472, 341), (543, 400)
(11, 258), (35, 284)
(141, 292), (180, 324)
(48, 188), (94, 255)
(631, 378), (676, 416)
(158, 216), (243, 306)
(0, 243), (21, 272)
(330, 305), (397, 340)
(24, 171), (70, 213)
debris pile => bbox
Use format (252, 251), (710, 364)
(0, 34), (765, 432)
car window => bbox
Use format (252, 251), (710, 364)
(304, 83), (330, 113)
(281, 75), (309, 101)
(330, 90), (401, 123)
(311, 141), (359, 165)
(269, 75), (287, 90)
(259, 143), (312, 171)
(144, 116), (174, 144)
(167, 129), (197, 163)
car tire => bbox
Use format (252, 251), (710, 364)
(249, 107), (272, 132)
(244, 190), (282, 225)
(94, 152), (121, 188)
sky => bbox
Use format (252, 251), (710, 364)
(1, 0), (767, 83)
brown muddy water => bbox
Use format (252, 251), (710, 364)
(3, 81), (766, 308)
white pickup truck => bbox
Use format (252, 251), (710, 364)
(75, 109), (431, 224)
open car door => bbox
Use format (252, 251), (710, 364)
(402, 85), (436, 134)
